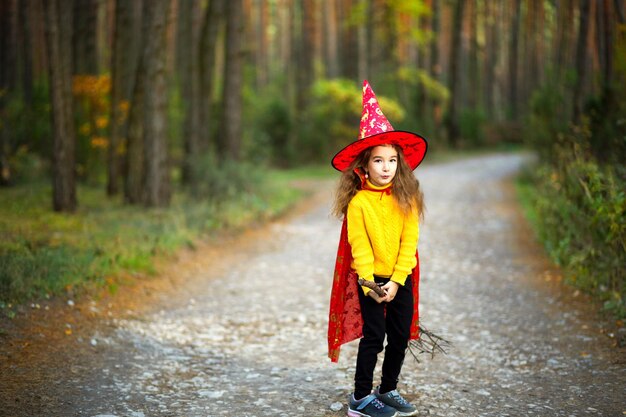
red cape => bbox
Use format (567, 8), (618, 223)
(327, 218), (420, 362)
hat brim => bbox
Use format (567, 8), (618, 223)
(331, 131), (428, 172)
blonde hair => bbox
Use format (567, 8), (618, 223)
(332, 144), (425, 219)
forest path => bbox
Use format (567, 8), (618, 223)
(1, 153), (624, 417)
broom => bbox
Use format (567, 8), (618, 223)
(358, 278), (452, 362)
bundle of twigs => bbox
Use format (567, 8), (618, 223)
(358, 278), (452, 362)
(408, 325), (451, 363)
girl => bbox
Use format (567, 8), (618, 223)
(328, 81), (427, 417)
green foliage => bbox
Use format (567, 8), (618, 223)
(520, 53), (626, 318)
(244, 83), (293, 166)
(525, 82), (570, 162)
(518, 125), (626, 318)
(0, 81), (52, 183)
(459, 108), (487, 147)
(72, 75), (112, 183)
(585, 92), (626, 165)
(260, 98), (292, 165)
(396, 66), (449, 106)
(188, 153), (264, 201)
(295, 78), (406, 164)
(0, 166), (306, 305)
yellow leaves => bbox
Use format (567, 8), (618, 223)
(95, 116), (109, 129)
(79, 123), (91, 136)
(90, 136), (109, 149)
(72, 74), (111, 98)
(73, 75), (114, 150)
(117, 100), (130, 120)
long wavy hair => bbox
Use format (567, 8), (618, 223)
(332, 144), (425, 219)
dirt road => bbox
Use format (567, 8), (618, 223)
(1, 153), (624, 417)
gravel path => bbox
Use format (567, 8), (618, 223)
(3, 153), (624, 417)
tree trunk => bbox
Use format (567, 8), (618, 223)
(598, 0), (614, 88)
(179, 0), (201, 186)
(220, 0), (244, 160)
(428, 0), (441, 127)
(446, 0), (465, 147)
(257, 0), (269, 87)
(0, 0), (16, 186)
(124, 2), (148, 204)
(554, 0), (575, 85)
(339, 0), (358, 79)
(508, 0), (521, 120)
(141, 0), (171, 207)
(573, 0), (591, 123)
(483, 0), (497, 119)
(468, 0), (479, 109)
(18, 0), (34, 105)
(615, 0), (625, 23)
(520, 0), (543, 115)
(44, 0), (77, 212)
(72, 0), (98, 75)
(297, 0), (315, 113)
(108, 0), (135, 196)
(356, 0), (373, 82)
(198, 0), (224, 153)
(323, 0), (339, 78)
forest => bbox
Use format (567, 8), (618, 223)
(0, 1), (624, 315)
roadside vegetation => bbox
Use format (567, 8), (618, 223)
(0, 165), (332, 309)
(517, 80), (625, 319)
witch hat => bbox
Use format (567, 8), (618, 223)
(331, 80), (428, 171)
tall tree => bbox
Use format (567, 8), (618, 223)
(0, 0), (17, 186)
(483, 0), (497, 118)
(220, 0), (244, 160)
(141, 0), (172, 207)
(339, 0), (358, 79)
(108, 0), (138, 196)
(356, 0), (373, 81)
(446, 0), (465, 147)
(198, 0), (225, 152)
(323, 0), (339, 78)
(467, 0), (479, 109)
(573, 0), (591, 123)
(72, 0), (99, 75)
(17, 0), (34, 106)
(178, 0), (201, 185)
(124, 2), (148, 204)
(256, 0), (270, 87)
(597, 0), (614, 90)
(508, 0), (521, 120)
(428, 0), (441, 127)
(554, 0), (575, 86)
(297, 0), (316, 112)
(44, 0), (77, 211)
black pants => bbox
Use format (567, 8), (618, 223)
(354, 276), (413, 400)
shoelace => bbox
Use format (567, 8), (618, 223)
(371, 398), (386, 409)
(388, 391), (408, 405)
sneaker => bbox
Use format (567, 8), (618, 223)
(348, 393), (398, 417)
(374, 387), (418, 417)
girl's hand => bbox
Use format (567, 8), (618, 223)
(381, 281), (399, 302)
(367, 289), (385, 304)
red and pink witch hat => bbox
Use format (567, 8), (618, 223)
(331, 80), (428, 171)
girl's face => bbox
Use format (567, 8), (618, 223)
(366, 145), (398, 187)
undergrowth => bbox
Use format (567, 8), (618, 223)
(0, 166), (330, 306)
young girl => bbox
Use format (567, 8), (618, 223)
(328, 81), (427, 417)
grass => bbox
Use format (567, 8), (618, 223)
(0, 168), (326, 306)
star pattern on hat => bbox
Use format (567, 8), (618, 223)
(359, 81), (394, 139)
(331, 80), (428, 172)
